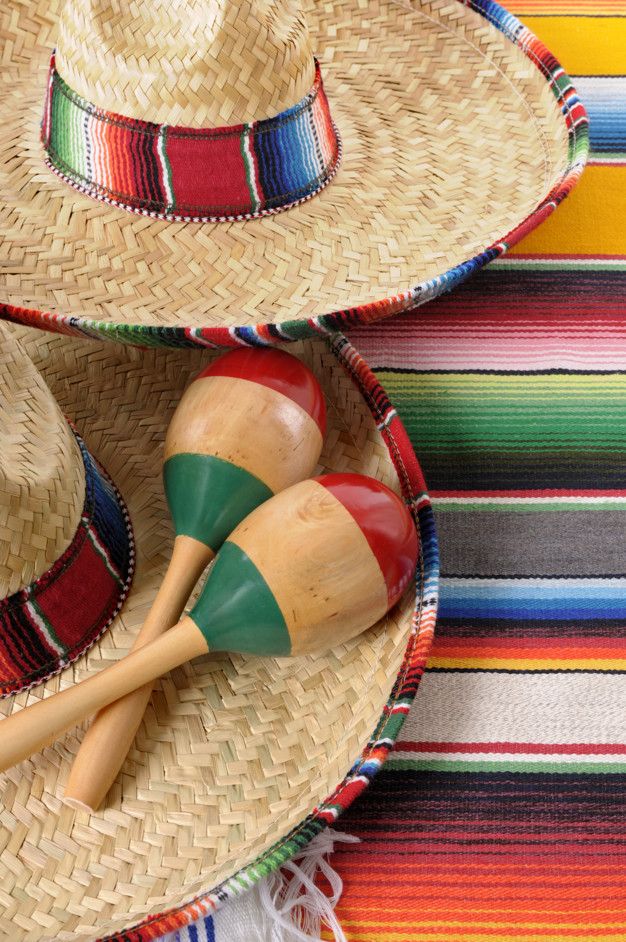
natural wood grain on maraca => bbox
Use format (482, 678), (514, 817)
(65, 347), (325, 812)
(229, 479), (388, 655)
(64, 534), (214, 811)
(0, 620), (208, 774)
(0, 474), (417, 774)
(164, 376), (323, 494)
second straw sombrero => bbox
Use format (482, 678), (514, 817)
(0, 323), (436, 942)
(0, 0), (587, 344)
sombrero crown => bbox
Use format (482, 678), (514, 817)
(42, 0), (340, 221)
(0, 325), (134, 697)
(1, 329), (83, 598)
(55, 0), (316, 127)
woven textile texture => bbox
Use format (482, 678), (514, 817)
(42, 54), (340, 221)
(154, 1), (626, 939)
(329, 2), (626, 938)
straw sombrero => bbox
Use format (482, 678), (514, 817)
(0, 0), (587, 345)
(0, 322), (436, 941)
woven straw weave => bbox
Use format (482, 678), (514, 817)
(0, 328), (416, 941)
(55, 0), (316, 127)
(0, 326), (84, 598)
(0, 0), (571, 330)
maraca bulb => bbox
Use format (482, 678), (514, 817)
(163, 347), (326, 552)
(189, 473), (418, 657)
(202, 348), (326, 432)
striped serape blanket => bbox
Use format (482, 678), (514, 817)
(330, 2), (626, 939)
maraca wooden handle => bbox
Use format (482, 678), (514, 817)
(0, 617), (207, 775)
(65, 536), (214, 812)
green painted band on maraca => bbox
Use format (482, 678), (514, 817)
(189, 541), (291, 656)
(163, 453), (273, 551)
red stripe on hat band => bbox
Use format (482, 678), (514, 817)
(315, 473), (418, 607)
(197, 348), (326, 435)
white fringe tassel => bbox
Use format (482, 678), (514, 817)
(259, 830), (361, 942)
(162, 829), (360, 942)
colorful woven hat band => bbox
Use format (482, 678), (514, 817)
(41, 52), (341, 223)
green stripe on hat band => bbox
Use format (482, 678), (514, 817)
(189, 540), (291, 656)
(163, 453), (273, 552)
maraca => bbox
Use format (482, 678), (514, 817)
(0, 474), (418, 774)
(64, 347), (325, 812)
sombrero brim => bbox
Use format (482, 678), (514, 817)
(0, 0), (587, 344)
(0, 326), (437, 941)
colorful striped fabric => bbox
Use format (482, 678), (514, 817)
(574, 78), (626, 161)
(319, 2), (626, 939)
(0, 428), (134, 698)
(41, 53), (340, 222)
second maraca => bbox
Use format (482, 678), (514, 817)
(65, 347), (325, 812)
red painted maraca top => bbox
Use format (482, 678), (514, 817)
(316, 473), (418, 606)
(199, 348), (326, 435)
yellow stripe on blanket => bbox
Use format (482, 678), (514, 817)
(520, 16), (626, 74)
(428, 657), (626, 672)
(509, 166), (626, 257)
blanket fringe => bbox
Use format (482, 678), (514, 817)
(164, 829), (359, 942)
(259, 830), (361, 941)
